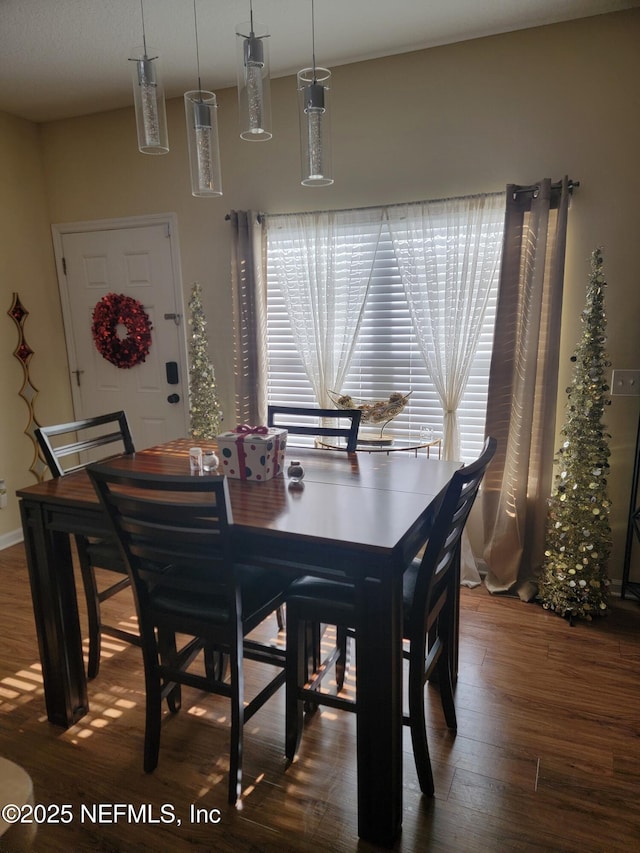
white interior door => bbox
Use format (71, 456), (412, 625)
(53, 215), (189, 449)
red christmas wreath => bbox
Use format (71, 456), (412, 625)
(91, 293), (153, 368)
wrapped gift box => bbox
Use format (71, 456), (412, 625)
(217, 426), (287, 481)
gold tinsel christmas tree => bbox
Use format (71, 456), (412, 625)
(537, 248), (612, 621)
(188, 282), (223, 439)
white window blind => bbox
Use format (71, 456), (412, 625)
(266, 209), (501, 463)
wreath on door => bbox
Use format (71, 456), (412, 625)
(91, 292), (153, 368)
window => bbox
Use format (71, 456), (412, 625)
(266, 198), (504, 463)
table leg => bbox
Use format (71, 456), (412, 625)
(355, 569), (403, 845)
(20, 499), (88, 727)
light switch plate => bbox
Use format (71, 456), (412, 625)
(611, 369), (640, 396)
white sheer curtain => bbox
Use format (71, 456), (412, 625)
(387, 194), (505, 462)
(267, 209), (384, 407)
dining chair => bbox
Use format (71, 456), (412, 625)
(284, 436), (497, 796)
(267, 405), (362, 452)
(35, 411), (139, 678)
(267, 404), (362, 640)
(87, 464), (288, 805)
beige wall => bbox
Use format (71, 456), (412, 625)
(0, 113), (73, 538)
(3, 10), (640, 583)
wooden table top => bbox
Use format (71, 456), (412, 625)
(18, 438), (460, 560)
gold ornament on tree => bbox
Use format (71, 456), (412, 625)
(188, 282), (223, 439)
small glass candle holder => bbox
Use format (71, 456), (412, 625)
(419, 426), (434, 443)
(287, 460), (305, 482)
(202, 451), (219, 472)
(189, 447), (203, 475)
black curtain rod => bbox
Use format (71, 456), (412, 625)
(512, 178), (580, 198)
(225, 181), (579, 222)
(225, 212), (264, 223)
(227, 190), (506, 224)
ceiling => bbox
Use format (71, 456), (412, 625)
(0, 0), (637, 123)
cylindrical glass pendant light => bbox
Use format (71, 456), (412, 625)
(298, 67), (332, 186)
(184, 91), (223, 197)
(298, 0), (333, 186)
(130, 48), (169, 154)
(185, 1), (222, 197)
(129, 1), (168, 154)
(236, 2), (272, 141)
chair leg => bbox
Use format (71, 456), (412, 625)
(436, 608), (457, 732)
(302, 620), (320, 715)
(408, 646), (435, 797)
(335, 625), (349, 691)
(437, 646), (457, 732)
(204, 646), (228, 683)
(450, 559), (461, 686)
(276, 604), (285, 631)
(142, 644), (163, 774)
(228, 623), (245, 805)
(306, 621), (322, 674)
(76, 536), (102, 679)
(158, 628), (182, 714)
(285, 612), (306, 762)
(228, 626), (244, 805)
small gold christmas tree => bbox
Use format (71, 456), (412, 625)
(188, 282), (223, 439)
(537, 249), (612, 621)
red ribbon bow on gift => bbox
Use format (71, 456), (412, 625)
(232, 424), (269, 435)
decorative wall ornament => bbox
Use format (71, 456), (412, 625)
(8, 293), (47, 482)
(91, 292), (153, 368)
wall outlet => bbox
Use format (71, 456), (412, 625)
(611, 369), (640, 396)
(0, 479), (6, 509)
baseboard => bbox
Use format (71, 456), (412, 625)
(0, 529), (24, 551)
(608, 578), (623, 598)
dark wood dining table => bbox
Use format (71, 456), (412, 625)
(17, 438), (460, 846)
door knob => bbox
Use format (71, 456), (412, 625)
(167, 393), (180, 403)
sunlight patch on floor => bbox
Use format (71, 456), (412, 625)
(60, 688), (140, 745)
(0, 686), (20, 700)
(2, 676), (38, 692)
(102, 707), (124, 719)
(241, 771), (266, 799)
(15, 669), (43, 685)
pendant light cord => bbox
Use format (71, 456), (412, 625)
(249, 0), (255, 37)
(193, 0), (203, 94)
(311, 0), (317, 82)
(140, 0), (148, 58)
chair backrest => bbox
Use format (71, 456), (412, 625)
(409, 436), (497, 637)
(267, 405), (362, 452)
(87, 465), (235, 627)
(35, 411), (135, 478)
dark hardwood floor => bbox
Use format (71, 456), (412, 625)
(1, 541), (639, 852)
